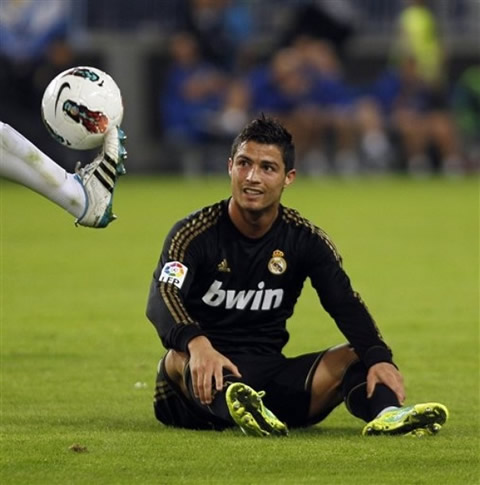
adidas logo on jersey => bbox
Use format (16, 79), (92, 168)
(202, 280), (284, 311)
(217, 259), (231, 272)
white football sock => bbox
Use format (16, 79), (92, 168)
(0, 122), (86, 218)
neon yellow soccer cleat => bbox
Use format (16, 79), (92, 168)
(403, 423), (443, 437)
(226, 383), (289, 437)
(362, 403), (449, 436)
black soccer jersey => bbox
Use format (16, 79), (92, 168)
(146, 199), (393, 368)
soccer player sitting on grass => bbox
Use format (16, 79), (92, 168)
(0, 121), (127, 228)
(146, 115), (448, 437)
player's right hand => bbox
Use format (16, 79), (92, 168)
(187, 336), (242, 405)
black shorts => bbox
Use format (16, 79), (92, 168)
(153, 350), (335, 430)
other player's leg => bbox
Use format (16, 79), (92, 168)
(1, 121), (85, 218)
(0, 121), (126, 228)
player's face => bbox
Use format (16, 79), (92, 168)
(228, 141), (296, 213)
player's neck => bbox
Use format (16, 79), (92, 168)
(228, 198), (278, 239)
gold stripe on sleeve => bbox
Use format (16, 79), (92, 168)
(282, 208), (342, 262)
(160, 282), (182, 323)
(160, 203), (223, 326)
(168, 204), (223, 261)
(164, 282), (195, 325)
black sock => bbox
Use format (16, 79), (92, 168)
(185, 370), (240, 423)
(368, 384), (400, 419)
(342, 361), (400, 421)
(342, 361), (370, 420)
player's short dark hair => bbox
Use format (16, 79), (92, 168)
(230, 115), (295, 172)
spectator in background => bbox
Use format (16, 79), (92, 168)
(244, 46), (327, 175)
(452, 65), (480, 170)
(182, 0), (254, 72)
(246, 37), (387, 176)
(384, 0), (464, 175)
(217, 36), (386, 176)
(279, 0), (357, 58)
(351, 95), (394, 174)
(363, 55), (464, 175)
(391, 0), (446, 92)
(298, 36), (397, 175)
(160, 31), (228, 175)
(297, 37), (363, 175)
(0, 0), (70, 62)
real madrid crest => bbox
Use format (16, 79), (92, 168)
(268, 249), (287, 275)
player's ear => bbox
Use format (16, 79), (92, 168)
(228, 157), (233, 175)
(284, 168), (296, 188)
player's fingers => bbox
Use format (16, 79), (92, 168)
(224, 359), (242, 378)
(190, 368), (200, 399)
(202, 369), (213, 404)
(214, 366), (224, 392)
(366, 376), (377, 398)
(385, 370), (405, 404)
(195, 369), (206, 403)
(391, 383), (406, 405)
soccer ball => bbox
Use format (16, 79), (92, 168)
(41, 66), (123, 150)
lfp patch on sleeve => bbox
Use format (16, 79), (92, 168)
(159, 261), (188, 289)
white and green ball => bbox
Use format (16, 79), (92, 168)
(41, 66), (123, 150)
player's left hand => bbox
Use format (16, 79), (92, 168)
(366, 362), (405, 404)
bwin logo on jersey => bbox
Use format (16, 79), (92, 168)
(202, 280), (284, 310)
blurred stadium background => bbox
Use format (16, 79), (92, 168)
(1, 0), (479, 176)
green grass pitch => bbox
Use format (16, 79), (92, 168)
(1, 174), (478, 484)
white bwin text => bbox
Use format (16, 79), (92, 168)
(202, 280), (284, 310)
